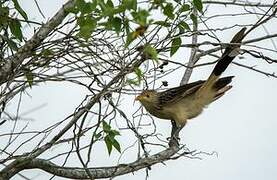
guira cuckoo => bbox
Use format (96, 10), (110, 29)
(135, 28), (246, 142)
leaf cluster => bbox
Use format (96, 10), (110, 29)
(102, 120), (121, 155)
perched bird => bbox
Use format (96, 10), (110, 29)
(135, 28), (246, 141)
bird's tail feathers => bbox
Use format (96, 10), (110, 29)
(197, 28), (246, 95)
(212, 27), (246, 76)
(212, 85), (232, 102)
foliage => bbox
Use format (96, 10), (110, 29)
(1, 0), (277, 179)
(103, 120), (121, 155)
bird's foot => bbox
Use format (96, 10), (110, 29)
(168, 120), (185, 147)
(167, 135), (180, 147)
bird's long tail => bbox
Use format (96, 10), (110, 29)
(197, 27), (247, 94)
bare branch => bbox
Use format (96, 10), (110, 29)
(0, 0), (75, 84)
(180, 8), (199, 85)
(0, 146), (181, 179)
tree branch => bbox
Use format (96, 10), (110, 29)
(180, 8), (199, 85)
(0, 0), (75, 84)
(203, 0), (274, 7)
(0, 146), (180, 179)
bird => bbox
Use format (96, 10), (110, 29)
(135, 28), (247, 143)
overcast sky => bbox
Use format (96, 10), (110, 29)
(4, 0), (277, 179)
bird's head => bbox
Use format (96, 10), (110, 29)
(135, 90), (158, 105)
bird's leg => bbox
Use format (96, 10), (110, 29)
(170, 120), (179, 138)
(168, 120), (186, 147)
(168, 120), (181, 147)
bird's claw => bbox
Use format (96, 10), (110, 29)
(166, 136), (180, 141)
(167, 135), (180, 147)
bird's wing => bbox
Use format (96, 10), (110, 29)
(157, 80), (204, 108)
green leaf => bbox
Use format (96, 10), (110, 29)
(104, 136), (113, 155)
(76, 0), (97, 14)
(0, 7), (9, 25)
(163, 3), (174, 20)
(154, 20), (171, 27)
(41, 49), (54, 58)
(190, 13), (197, 26)
(180, 4), (190, 12)
(65, 6), (79, 14)
(132, 0), (138, 10)
(106, 0), (114, 8)
(98, 0), (106, 12)
(76, 0), (87, 13)
(94, 132), (102, 139)
(90, 0), (98, 11)
(125, 33), (134, 47)
(144, 44), (158, 61)
(112, 139), (121, 153)
(124, 18), (130, 30)
(123, 0), (137, 10)
(126, 78), (139, 85)
(134, 67), (142, 83)
(170, 37), (182, 56)
(9, 19), (23, 41)
(25, 70), (34, 88)
(103, 122), (121, 155)
(110, 130), (120, 137)
(7, 39), (18, 50)
(102, 6), (126, 16)
(153, 0), (165, 6)
(102, 121), (111, 132)
(193, 0), (203, 13)
(104, 18), (113, 30)
(112, 17), (122, 34)
(12, 0), (28, 20)
(77, 16), (96, 40)
(131, 9), (149, 26)
(178, 21), (190, 33)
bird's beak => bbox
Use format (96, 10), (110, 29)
(135, 95), (141, 101)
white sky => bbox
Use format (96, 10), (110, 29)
(4, 0), (277, 179)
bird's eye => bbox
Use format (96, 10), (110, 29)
(146, 94), (150, 98)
